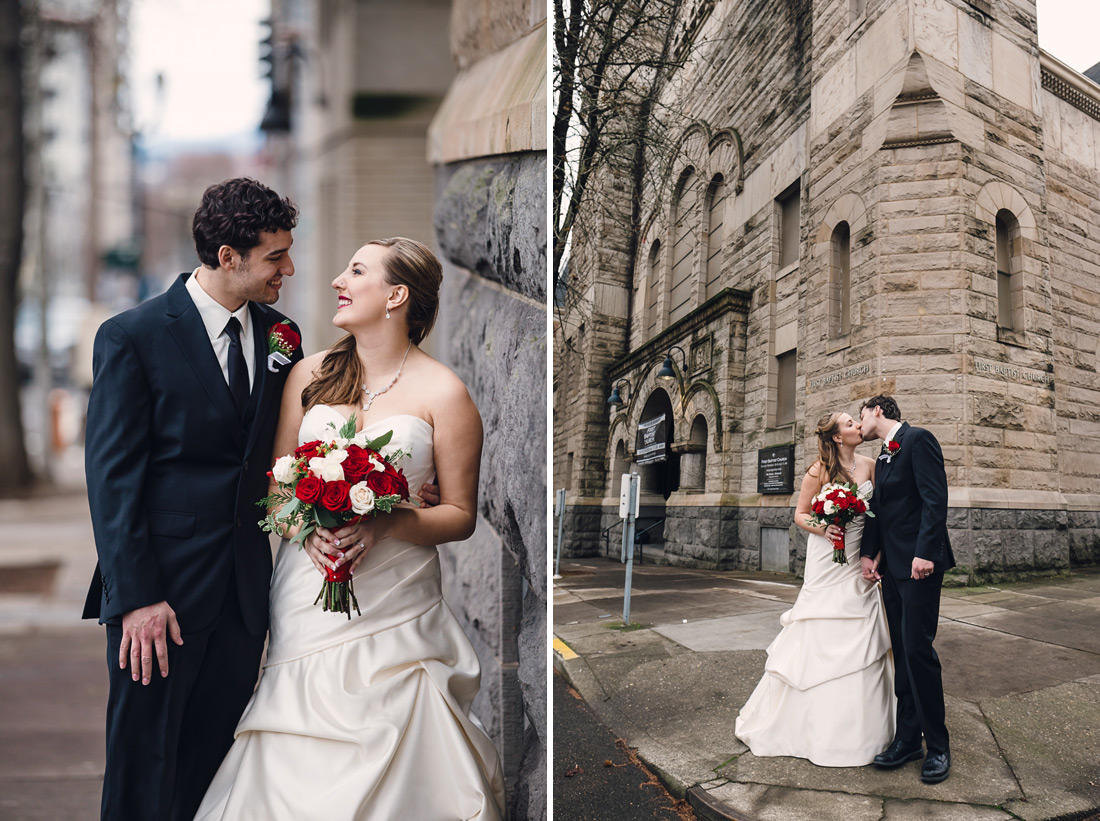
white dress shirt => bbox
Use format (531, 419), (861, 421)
(185, 269), (255, 390)
(883, 421), (903, 448)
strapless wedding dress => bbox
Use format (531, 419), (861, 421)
(734, 480), (896, 766)
(196, 407), (505, 820)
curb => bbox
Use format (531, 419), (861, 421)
(686, 786), (761, 821)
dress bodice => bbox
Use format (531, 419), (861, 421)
(298, 405), (436, 502)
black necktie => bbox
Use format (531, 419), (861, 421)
(224, 317), (249, 415)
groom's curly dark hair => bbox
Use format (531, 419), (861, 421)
(192, 178), (299, 268)
(860, 394), (901, 421)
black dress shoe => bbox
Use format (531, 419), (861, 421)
(921, 751), (951, 783)
(873, 739), (924, 769)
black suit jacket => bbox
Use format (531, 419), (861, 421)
(82, 273), (303, 636)
(861, 422), (956, 579)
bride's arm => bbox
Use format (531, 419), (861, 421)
(341, 379), (481, 571)
(794, 463), (841, 541)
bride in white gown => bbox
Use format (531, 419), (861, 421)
(196, 238), (505, 820)
(734, 411), (896, 767)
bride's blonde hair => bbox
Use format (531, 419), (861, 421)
(810, 411), (855, 486)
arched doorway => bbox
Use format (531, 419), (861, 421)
(636, 389), (678, 500)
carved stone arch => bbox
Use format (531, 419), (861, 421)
(974, 181), (1037, 239)
(707, 128), (744, 194)
(813, 192), (869, 249)
(672, 121), (710, 173)
(680, 380), (723, 453)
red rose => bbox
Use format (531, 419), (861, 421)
(270, 322), (301, 353)
(342, 446), (372, 484)
(295, 476), (322, 503)
(320, 480), (352, 512)
(295, 440), (323, 460)
(887, 441), (900, 453)
(384, 464), (410, 500)
(366, 469), (407, 500)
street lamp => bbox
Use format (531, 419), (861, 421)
(656, 346), (687, 384)
(607, 379), (631, 407)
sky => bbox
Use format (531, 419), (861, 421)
(1035, 0), (1100, 73)
(129, 0), (268, 150)
(125, 0), (1100, 152)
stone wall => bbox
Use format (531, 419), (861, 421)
(555, 0), (1100, 583)
(429, 6), (546, 819)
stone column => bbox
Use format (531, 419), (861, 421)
(428, 4), (546, 819)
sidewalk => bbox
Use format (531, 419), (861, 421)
(0, 458), (106, 820)
(553, 558), (1100, 821)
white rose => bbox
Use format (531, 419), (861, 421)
(333, 437), (352, 450)
(349, 482), (376, 515)
(823, 501), (837, 515)
(272, 455), (297, 484)
(368, 454), (386, 473)
(308, 453), (346, 482)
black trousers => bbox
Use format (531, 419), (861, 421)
(100, 582), (265, 821)
(881, 568), (950, 755)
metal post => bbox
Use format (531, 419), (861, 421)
(622, 473), (639, 625)
(553, 488), (566, 578)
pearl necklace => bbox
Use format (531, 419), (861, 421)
(361, 341), (412, 412)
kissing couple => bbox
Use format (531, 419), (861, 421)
(82, 178), (505, 819)
(735, 394), (955, 784)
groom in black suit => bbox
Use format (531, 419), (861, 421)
(83, 178), (303, 819)
(859, 394), (955, 784)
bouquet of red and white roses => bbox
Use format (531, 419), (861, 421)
(805, 481), (874, 565)
(259, 414), (411, 617)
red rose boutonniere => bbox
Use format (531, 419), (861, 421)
(880, 440), (901, 463)
(267, 321), (301, 372)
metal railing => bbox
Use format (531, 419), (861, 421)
(602, 517), (664, 564)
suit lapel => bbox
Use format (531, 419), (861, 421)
(244, 306), (279, 457)
(878, 421), (909, 492)
(165, 275), (242, 442)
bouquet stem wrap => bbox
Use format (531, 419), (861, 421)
(830, 526), (848, 565)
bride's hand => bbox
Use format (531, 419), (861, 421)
(824, 524), (843, 541)
(303, 527), (341, 576)
(329, 518), (390, 575)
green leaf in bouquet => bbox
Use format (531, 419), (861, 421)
(277, 497), (301, 520)
(338, 413), (358, 440)
(290, 521), (316, 547)
(363, 430), (393, 451)
(313, 506), (345, 530)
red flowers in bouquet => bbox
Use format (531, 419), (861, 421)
(805, 481), (875, 565)
(259, 414), (411, 617)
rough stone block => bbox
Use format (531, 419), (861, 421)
(435, 154), (546, 302)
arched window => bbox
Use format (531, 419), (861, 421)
(669, 169), (698, 324)
(679, 415), (708, 491)
(705, 175), (727, 301)
(645, 239), (662, 340)
(996, 209), (1022, 332)
(830, 221), (851, 337)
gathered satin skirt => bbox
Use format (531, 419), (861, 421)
(734, 522), (896, 767)
(195, 536), (506, 820)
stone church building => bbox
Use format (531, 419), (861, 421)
(554, 0), (1100, 580)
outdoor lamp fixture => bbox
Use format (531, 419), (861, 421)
(656, 346), (687, 383)
(607, 379), (631, 407)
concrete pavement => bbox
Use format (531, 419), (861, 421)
(0, 464), (106, 821)
(553, 558), (1100, 821)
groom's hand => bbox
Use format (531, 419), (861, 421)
(911, 557), (935, 580)
(419, 482), (440, 508)
(861, 554), (881, 581)
(120, 601), (183, 685)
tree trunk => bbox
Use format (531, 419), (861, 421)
(0, 0), (33, 495)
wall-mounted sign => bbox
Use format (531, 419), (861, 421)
(757, 444), (795, 494)
(635, 414), (667, 465)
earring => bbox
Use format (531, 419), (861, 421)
(385, 307), (391, 319)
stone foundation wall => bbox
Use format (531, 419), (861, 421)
(562, 504), (1100, 584)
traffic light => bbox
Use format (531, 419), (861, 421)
(259, 18), (275, 81)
